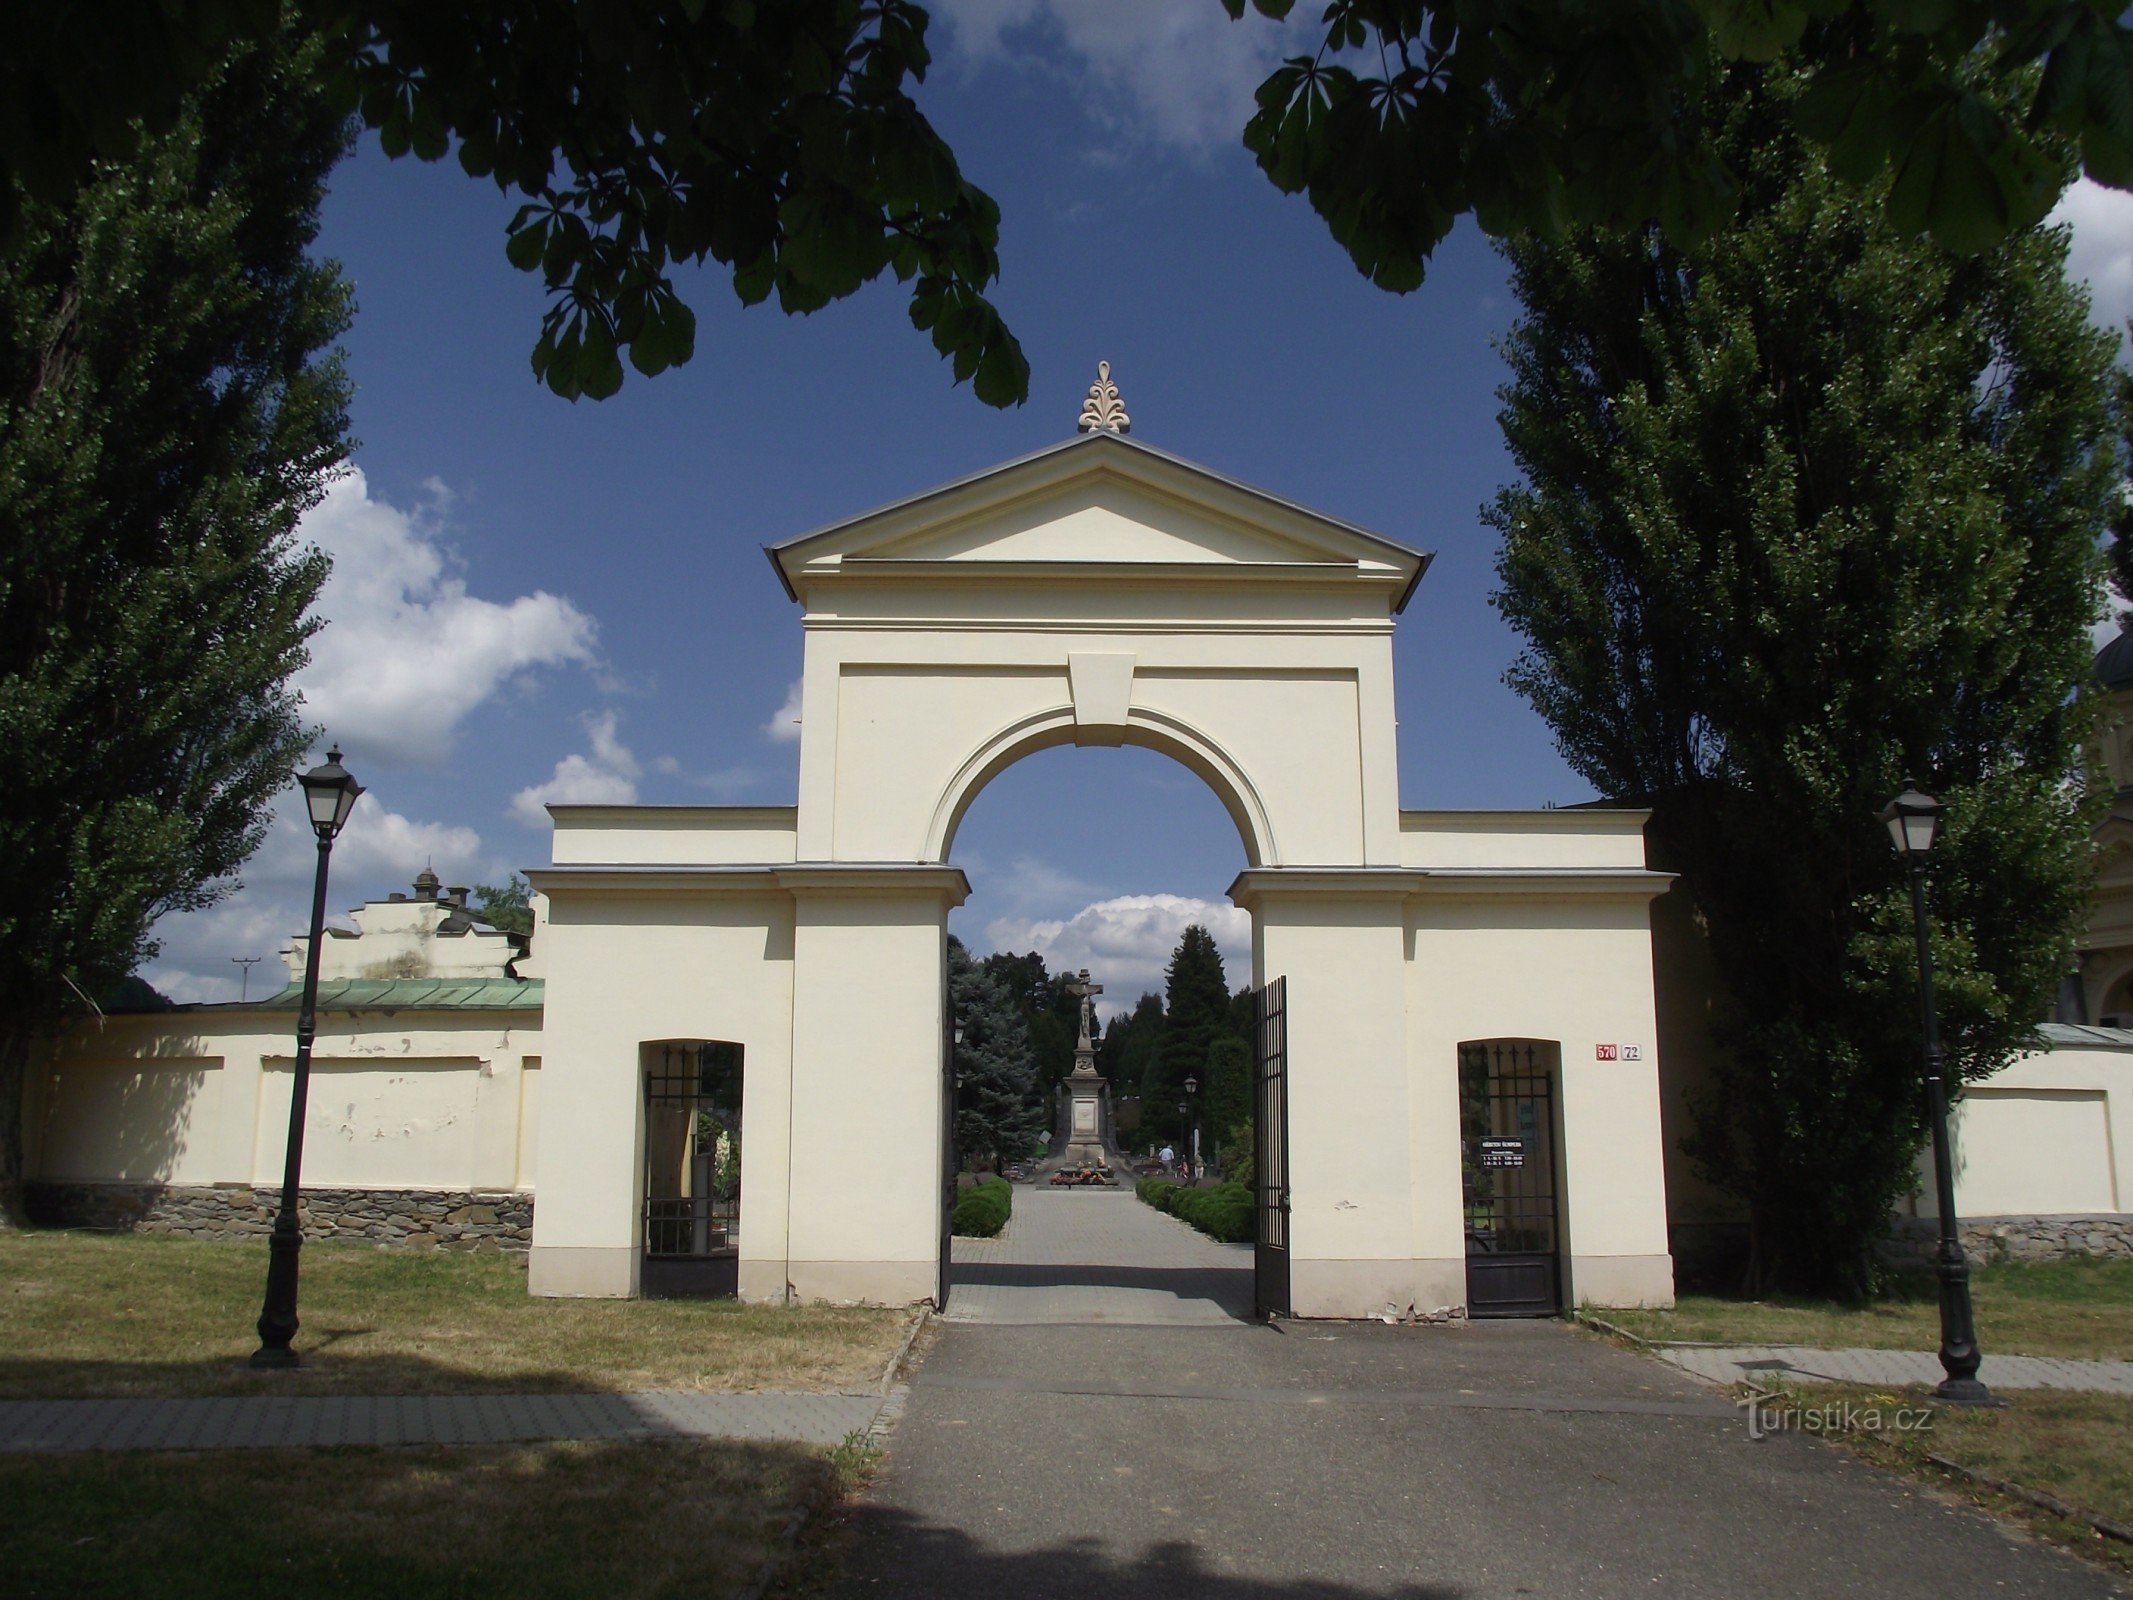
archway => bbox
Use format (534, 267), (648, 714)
(529, 424), (1679, 1319)
(939, 742), (1258, 1324)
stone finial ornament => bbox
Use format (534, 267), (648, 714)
(1076, 360), (1130, 435)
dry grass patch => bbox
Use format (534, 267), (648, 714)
(0, 1229), (910, 1398)
(1759, 1382), (2133, 1576)
(1601, 1257), (2133, 1361)
(2, 1437), (822, 1600)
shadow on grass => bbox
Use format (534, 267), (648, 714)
(2, 1436), (823, 1600)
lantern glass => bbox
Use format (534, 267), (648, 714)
(1878, 784), (1942, 860)
(299, 747), (364, 841)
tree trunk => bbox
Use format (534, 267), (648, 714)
(0, 1022), (30, 1229)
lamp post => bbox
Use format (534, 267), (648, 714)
(1182, 1074), (1200, 1182)
(1879, 781), (1999, 1407)
(251, 746), (363, 1369)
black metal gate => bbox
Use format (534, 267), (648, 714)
(1253, 977), (1291, 1319)
(641, 1041), (741, 1300)
(1460, 1041), (1561, 1317)
(937, 979), (957, 1311)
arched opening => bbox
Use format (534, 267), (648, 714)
(938, 742), (1262, 1324)
(930, 710), (1275, 868)
(640, 1040), (743, 1300)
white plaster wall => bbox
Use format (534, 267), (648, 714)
(36, 1059), (224, 1183)
(1400, 810), (1651, 870)
(34, 1011), (542, 1192)
(550, 807), (798, 866)
(785, 889), (951, 1304)
(1911, 1044), (2133, 1218)
(527, 889), (794, 1298)
(1406, 892), (1676, 1308)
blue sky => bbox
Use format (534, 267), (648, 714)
(145, 3), (2133, 1011)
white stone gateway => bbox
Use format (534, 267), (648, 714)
(526, 372), (1680, 1315)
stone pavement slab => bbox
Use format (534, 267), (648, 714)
(835, 1319), (2126, 1599)
(944, 1185), (1252, 1326)
(1656, 1345), (2133, 1393)
(0, 1388), (885, 1453)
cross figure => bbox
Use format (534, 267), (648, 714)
(1064, 967), (1103, 1052)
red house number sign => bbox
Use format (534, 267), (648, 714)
(1595, 1043), (1618, 1060)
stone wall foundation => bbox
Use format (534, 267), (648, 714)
(1883, 1213), (2133, 1266)
(26, 1182), (535, 1252)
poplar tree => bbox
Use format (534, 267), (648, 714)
(1488, 57), (2119, 1296)
(1157, 925), (1233, 1122)
(0, 32), (351, 1219)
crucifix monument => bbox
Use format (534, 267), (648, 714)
(1061, 969), (1111, 1170)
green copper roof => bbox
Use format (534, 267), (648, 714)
(212, 977), (543, 1013)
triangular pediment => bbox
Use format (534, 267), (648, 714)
(767, 432), (1429, 609)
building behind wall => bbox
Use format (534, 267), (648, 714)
(25, 872), (545, 1250)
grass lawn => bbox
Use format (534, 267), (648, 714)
(0, 1229), (912, 1399)
(1596, 1257), (2133, 1360)
(1755, 1383), (2133, 1576)
(0, 1437), (831, 1600)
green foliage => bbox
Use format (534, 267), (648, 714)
(1204, 1035), (1251, 1158)
(1097, 990), (1165, 1094)
(1221, 1120), (1255, 1192)
(0, 28), (352, 1204)
(1135, 1177), (1254, 1244)
(948, 938), (1047, 1170)
(1487, 55), (2119, 1295)
(980, 948), (1082, 1091)
(950, 1174), (1011, 1238)
(472, 875), (533, 937)
(1226, 1), (2130, 293)
(1156, 924), (1231, 1124)
(3, 3), (1026, 406)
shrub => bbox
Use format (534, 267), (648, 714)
(1135, 1178), (1254, 1244)
(951, 1174), (1012, 1238)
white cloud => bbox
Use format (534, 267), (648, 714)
(764, 679), (803, 743)
(2051, 177), (2133, 339)
(295, 469), (599, 765)
(142, 791), (493, 1003)
(930, 0), (1313, 155)
(510, 709), (641, 828)
(985, 892), (1250, 1017)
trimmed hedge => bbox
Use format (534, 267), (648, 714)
(951, 1174), (1012, 1238)
(1136, 1178), (1254, 1245)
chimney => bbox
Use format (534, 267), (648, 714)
(445, 885), (469, 909)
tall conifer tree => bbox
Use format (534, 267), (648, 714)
(948, 939), (1046, 1169)
(0, 30), (352, 1217)
(1489, 57), (2119, 1294)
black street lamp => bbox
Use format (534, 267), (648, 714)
(1879, 781), (2000, 1407)
(1182, 1074), (1200, 1182)
(251, 746), (363, 1369)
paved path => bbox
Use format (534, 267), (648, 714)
(1656, 1344), (2133, 1393)
(943, 1185), (1252, 1326)
(836, 1319), (2127, 1599)
(0, 1389), (885, 1453)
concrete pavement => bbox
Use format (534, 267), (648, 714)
(0, 1388), (886, 1453)
(944, 1186), (1252, 1326)
(1656, 1344), (2133, 1393)
(835, 1318), (2127, 1599)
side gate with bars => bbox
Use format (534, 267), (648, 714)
(1459, 1040), (1562, 1317)
(641, 1041), (742, 1300)
(1252, 977), (1291, 1320)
